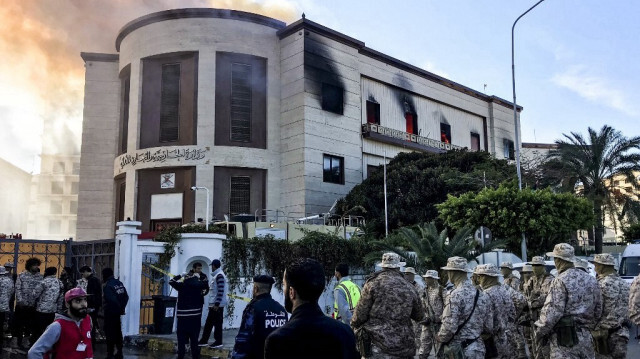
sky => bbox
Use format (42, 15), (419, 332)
(1, 0), (638, 173)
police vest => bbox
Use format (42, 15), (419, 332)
(333, 280), (361, 319)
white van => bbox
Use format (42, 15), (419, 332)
(619, 244), (640, 283)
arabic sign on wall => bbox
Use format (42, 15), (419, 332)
(114, 146), (211, 176)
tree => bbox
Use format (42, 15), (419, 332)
(337, 150), (515, 237)
(364, 222), (500, 277)
(545, 125), (640, 253)
(622, 223), (640, 243)
(437, 184), (594, 256)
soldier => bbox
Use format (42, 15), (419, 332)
(0, 266), (15, 351)
(474, 264), (515, 359)
(437, 257), (492, 359)
(500, 262), (520, 291)
(534, 243), (602, 359)
(630, 268), (640, 326)
(403, 266), (423, 353)
(518, 264), (534, 356)
(503, 280), (528, 359)
(351, 253), (425, 359)
(590, 253), (629, 359)
(419, 270), (444, 359)
(574, 258), (591, 273)
(520, 264), (533, 292)
(524, 256), (554, 359)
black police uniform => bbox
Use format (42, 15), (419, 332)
(231, 275), (288, 359)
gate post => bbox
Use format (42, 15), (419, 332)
(115, 220), (141, 336)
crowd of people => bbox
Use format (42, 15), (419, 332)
(0, 258), (129, 359)
(6, 242), (640, 359)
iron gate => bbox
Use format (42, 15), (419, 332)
(0, 239), (70, 274)
(69, 239), (115, 275)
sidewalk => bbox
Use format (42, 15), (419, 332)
(125, 328), (239, 359)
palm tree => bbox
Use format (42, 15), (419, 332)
(365, 222), (503, 276)
(547, 125), (640, 253)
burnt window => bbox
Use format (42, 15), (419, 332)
(230, 176), (251, 214)
(367, 165), (380, 178)
(159, 63), (181, 142)
(322, 83), (344, 115)
(215, 53), (266, 148)
(440, 123), (451, 143)
(366, 100), (380, 124)
(230, 63), (252, 142)
(405, 112), (418, 135)
(503, 139), (515, 160)
(50, 200), (62, 215)
(51, 181), (64, 195)
(470, 133), (480, 151)
(323, 154), (344, 184)
(119, 68), (130, 154)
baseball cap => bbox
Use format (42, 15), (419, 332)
(65, 288), (89, 302)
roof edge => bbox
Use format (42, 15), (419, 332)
(277, 18), (365, 48)
(80, 52), (119, 63)
(116, 8), (287, 51)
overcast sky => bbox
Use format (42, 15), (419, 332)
(1, 0), (638, 173)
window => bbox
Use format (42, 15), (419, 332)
(49, 220), (61, 234)
(71, 182), (79, 194)
(230, 63), (252, 142)
(72, 162), (80, 175)
(159, 63), (181, 142)
(51, 181), (64, 195)
(366, 100), (380, 125)
(119, 69), (130, 154)
(503, 139), (515, 160)
(440, 123), (451, 144)
(230, 176), (251, 214)
(470, 133), (480, 151)
(405, 111), (418, 135)
(215, 53), (266, 148)
(323, 154), (344, 184)
(367, 165), (380, 178)
(53, 162), (65, 174)
(321, 83), (344, 115)
(69, 201), (78, 214)
(50, 200), (62, 214)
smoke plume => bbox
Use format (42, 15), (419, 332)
(0, 0), (298, 172)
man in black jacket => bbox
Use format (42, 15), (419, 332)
(79, 265), (102, 348)
(231, 274), (288, 359)
(264, 258), (359, 359)
(170, 271), (209, 359)
(102, 267), (129, 359)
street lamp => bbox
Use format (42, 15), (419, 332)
(191, 186), (210, 230)
(512, 0), (545, 261)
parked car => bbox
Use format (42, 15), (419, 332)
(619, 243), (640, 283)
(512, 259), (596, 278)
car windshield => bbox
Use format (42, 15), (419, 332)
(619, 257), (640, 277)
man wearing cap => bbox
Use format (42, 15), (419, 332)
(170, 270), (209, 359)
(574, 258), (590, 273)
(0, 266), (15, 351)
(334, 263), (361, 326)
(474, 264), (515, 358)
(351, 253), (425, 358)
(199, 258), (228, 348)
(437, 257), (492, 359)
(500, 262), (520, 292)
(591, 253), (629, 359)
(534, 243), (602, 358)
(403, 266), (423, 353)
(520, 264), (533, 292)
(419, 270), (444, 359)
(524, 256), (553, 359)
(27, 287), (94, 359)
(231, 274), (288, 359)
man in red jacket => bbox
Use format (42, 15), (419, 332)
(27, 288), (94, 359)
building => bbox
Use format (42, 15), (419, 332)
(77, 8), (521, 240)
(0, 157), (31, 236)
(26, 154), (80, 240)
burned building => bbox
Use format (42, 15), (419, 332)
(77, 8), (521, 239)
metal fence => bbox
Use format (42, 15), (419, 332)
(69, 239), (115, 276)
(139, 253), (167, 334)
(0, 239), (70, 274)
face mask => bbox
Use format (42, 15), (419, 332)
(532, 266), (546, 276)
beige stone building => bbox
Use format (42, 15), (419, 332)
(77, 8), (521, 240)
(0, 157), (31, 236)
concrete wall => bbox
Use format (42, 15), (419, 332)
(0, 158), (30, 235)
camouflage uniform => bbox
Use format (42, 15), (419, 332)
(419, 281), (444, 359)
(504, 284), (528, 359)
(437, 279), (493, 359)
(483, 283), (515, 358)
(593, 257), (630, 359)
(0, 273), (14, 313)
(503, 275), (521, 292)
(630, 274), (640, 325)
(534, 267), (602, 359)
(351, 267), (425, 358)
(524, 269), (554, 359)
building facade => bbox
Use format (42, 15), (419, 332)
(77, 8), (521, 240)
(0, 158), (31, 236)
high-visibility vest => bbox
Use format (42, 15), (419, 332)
(333, 280), (361, 320)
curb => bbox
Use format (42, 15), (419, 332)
(125, 335), (231, 358)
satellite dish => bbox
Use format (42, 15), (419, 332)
(474, 227), (492, 246)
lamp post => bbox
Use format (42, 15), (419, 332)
(191, 186), (210, 230)
(512, 0), (545, 261)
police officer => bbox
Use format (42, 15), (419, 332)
(534, 243), (602, 358)
(231, 275), (288, 359)
(334, 263), (361, 325)
(590, 253), (630, 359)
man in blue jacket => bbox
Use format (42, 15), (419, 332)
(170, 271), (209, 359)
(231, 274), (288, 359)
(102, 267), (129, 359)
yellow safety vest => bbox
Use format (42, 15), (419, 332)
(333, 280), (361, 320)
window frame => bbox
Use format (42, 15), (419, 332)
(366, 100), (380, 125)
(470, 132), (481, 151)
(440, 123), (452, 144)
(503, 139), (515, 160)
(321, 83), (344, 115)
(229, 176), (252, 215)
(323, 154), (345, 185)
